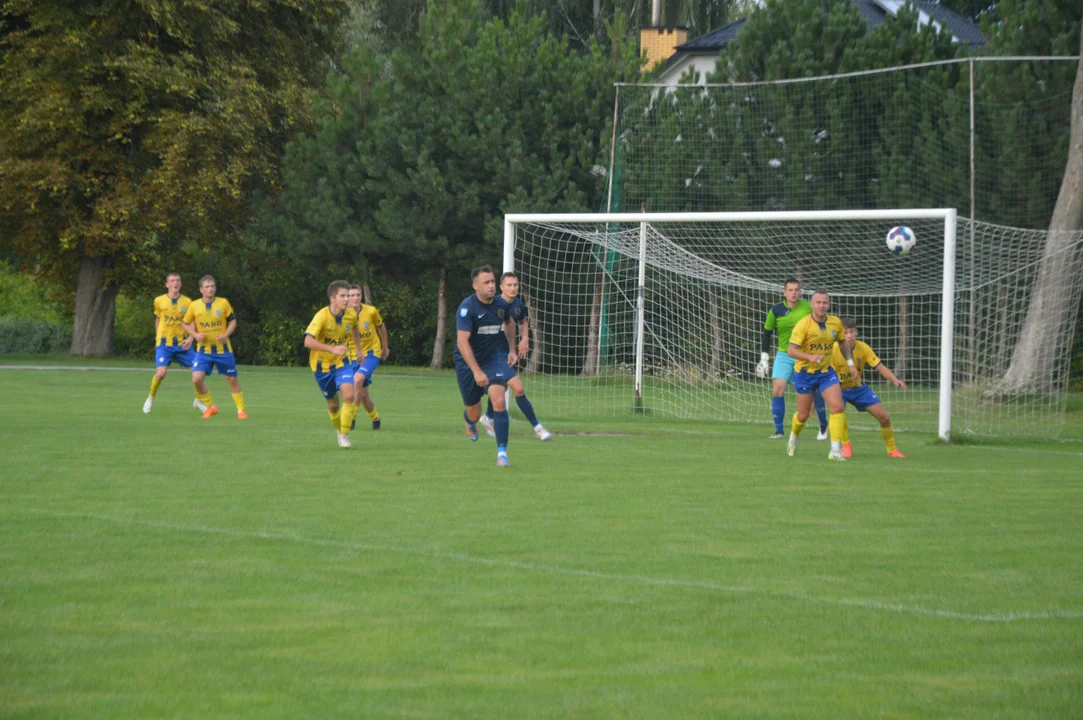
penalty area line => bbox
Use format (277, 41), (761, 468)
(19, 508), (1083, 624)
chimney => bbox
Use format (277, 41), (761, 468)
(639, 25), (688, 70)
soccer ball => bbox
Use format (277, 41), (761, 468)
(886, 225), (916, 256)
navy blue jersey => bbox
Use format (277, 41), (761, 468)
(453, 294), (510, 365)
(496, 296), (528, 353)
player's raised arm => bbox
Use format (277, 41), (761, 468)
(875, 362), (907, 389)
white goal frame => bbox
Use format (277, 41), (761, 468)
(504, 209), (958, 440)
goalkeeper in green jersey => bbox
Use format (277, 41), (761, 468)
(756, 278), (828, 439)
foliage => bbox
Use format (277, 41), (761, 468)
(0, 262), (70, 324)
(112, 294), (156, 359)
(0, 317), (72, 354)
(0, 0), (350, 350)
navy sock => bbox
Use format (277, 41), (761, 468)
(485, 398), (494, 420)
(515, 394), (540, 426)
(494, 410), (509, 448)
(813, 392), (828, 430)
(771, 396), (785, 434)
(463, 410), (475, 427)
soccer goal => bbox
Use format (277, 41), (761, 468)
(503, 210), (1083, 441)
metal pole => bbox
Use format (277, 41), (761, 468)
(939, 210), (958, 441)
(633, 220), (648, 403)
(968, 59), (976, 381)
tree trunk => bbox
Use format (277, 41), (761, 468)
(362, 282), (373, 305)
(1000, 35), (1083, 392)
(71, 254), (117, 357)
(429, 265), (448, 370)
(581, 269), (604, 376)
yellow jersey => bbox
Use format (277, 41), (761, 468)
(347, 304), (384, 361)
(789, 314), (844, 374)
(831, 340), (881, 390)
(153, 294), (192, 346)
(305, 307), (359, 372)
(183, 297), (235, 354)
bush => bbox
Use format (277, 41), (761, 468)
(113, 294), (156, 359)
(0, 316), (72, 354)
(252, 310), (308, 367)
(0, 261), (70, 323)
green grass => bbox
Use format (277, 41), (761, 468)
(2, 360), (1082, 718)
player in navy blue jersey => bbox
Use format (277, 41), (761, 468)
(454, 265), (518, 468)
(479, 272), (552, 442)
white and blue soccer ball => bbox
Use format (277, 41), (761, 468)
(886, 225), (916, 256)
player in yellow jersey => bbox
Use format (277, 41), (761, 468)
(346, 285), (390, 431)
(182, 275), (247, 420)
(143, 272), (206, 414)
(831, 317), (908, 458)
(304, 281), (363, 448)
(786, 290), (854, 461)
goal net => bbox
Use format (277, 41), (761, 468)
(505, 211), (1083, 440)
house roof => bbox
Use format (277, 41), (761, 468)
(661, 0), (984, 74)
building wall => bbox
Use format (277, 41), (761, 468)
(639, 27), (689, 69)
(656, 55), (721, 86)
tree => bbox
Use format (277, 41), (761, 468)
(1000, 22), (1083, 391)
(0, 0), (348, 355)
(257, 0), (641, 368)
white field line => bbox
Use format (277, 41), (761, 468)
(0, 364), (152, 372)
(20, 508), (1083, 624)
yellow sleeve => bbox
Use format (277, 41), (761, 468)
(304, 310), (324, 340)
(372, 306), (384, 327)
(222, 299), (235, 321)
(859, 342), (881, 369)
(182, 304), (196, 324)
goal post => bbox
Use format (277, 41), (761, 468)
(503, 209), (1081, 442)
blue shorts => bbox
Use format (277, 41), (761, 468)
(771, 352), (796, 382)
(842, 385), (882, 412)
(352, 352), (381, 388)
(794, 368), (840, 395)
(455, 355), (517, 407)
(193, 351), (237, 377)
(314, 364), (356, 400)
(155, 341), (197, 369)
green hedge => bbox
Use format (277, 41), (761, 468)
(0, 316), (72, 354)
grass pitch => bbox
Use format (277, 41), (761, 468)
(1, 359), (1082, 718)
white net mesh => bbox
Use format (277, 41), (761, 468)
(511, 214), (1083, 439)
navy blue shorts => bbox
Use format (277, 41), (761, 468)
(353, 351), (381, 388)
(314, 364), (355, 399)
(155, 342), (197, 369)
(842, 385), (882, 411)
(794, 367), (840, 395)
(193, 351), (237, 377)
(455, 355), (517, 407)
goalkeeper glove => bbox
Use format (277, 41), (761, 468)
(755, 352), (771, 379)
